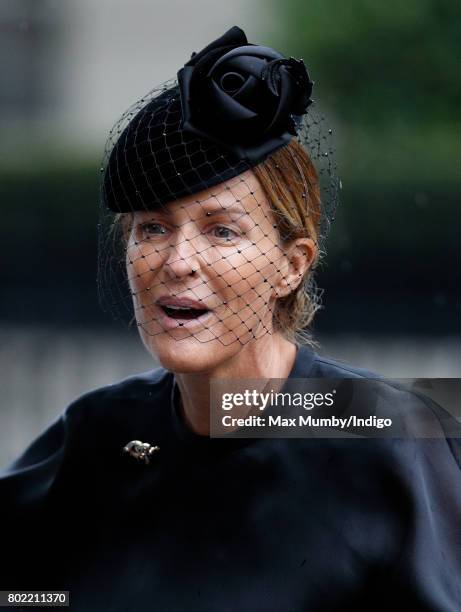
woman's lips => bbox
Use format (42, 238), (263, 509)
(156, 296), (210, 310)
(156, 304), (214, 330)
(161, 305), (206, 320)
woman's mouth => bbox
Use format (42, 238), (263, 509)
(160, 305), (210, 320)
(154, 296), (215, 330)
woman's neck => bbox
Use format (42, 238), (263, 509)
(175, 333), (297, 435)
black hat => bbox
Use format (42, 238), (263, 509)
(102, 26), (313, 213)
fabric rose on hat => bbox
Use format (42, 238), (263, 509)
(177, 26), (313, 164)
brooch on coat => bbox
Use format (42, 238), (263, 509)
(123, 440), (160, 465)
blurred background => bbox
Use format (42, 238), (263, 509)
(1, 0), (460, 466)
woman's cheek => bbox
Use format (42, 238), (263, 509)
(226, 240), (282, 299)
(211, 253), (275, 317)
(126, 243), (162, 292)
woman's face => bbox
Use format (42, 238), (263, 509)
(126, 171), (296, 373)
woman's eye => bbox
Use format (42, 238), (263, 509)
(141, 223), (168, 236)
(211, 225), (238, 240)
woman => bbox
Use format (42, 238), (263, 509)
(2, 26), (460, 611)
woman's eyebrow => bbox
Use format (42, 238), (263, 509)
(166, 204), (247, 216)
(202, 204), (247, 216)
(143, 203), (248, 218)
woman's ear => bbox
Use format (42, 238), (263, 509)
(274, 238), (317, 298)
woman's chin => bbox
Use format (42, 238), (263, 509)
(142, 333), (239, 374)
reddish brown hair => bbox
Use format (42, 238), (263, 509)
(252, 139), (322, 345)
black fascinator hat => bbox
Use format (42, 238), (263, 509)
(102, 26), (314, 213)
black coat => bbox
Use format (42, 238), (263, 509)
(2, 346), (461, 611)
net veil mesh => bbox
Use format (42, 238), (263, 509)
(97, 78), (339, 348)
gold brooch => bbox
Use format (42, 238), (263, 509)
(123, 440), (160, 465)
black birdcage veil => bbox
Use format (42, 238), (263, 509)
(98, 27), (339, 348)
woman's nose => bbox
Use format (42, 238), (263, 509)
(163, 227), (203, 280)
